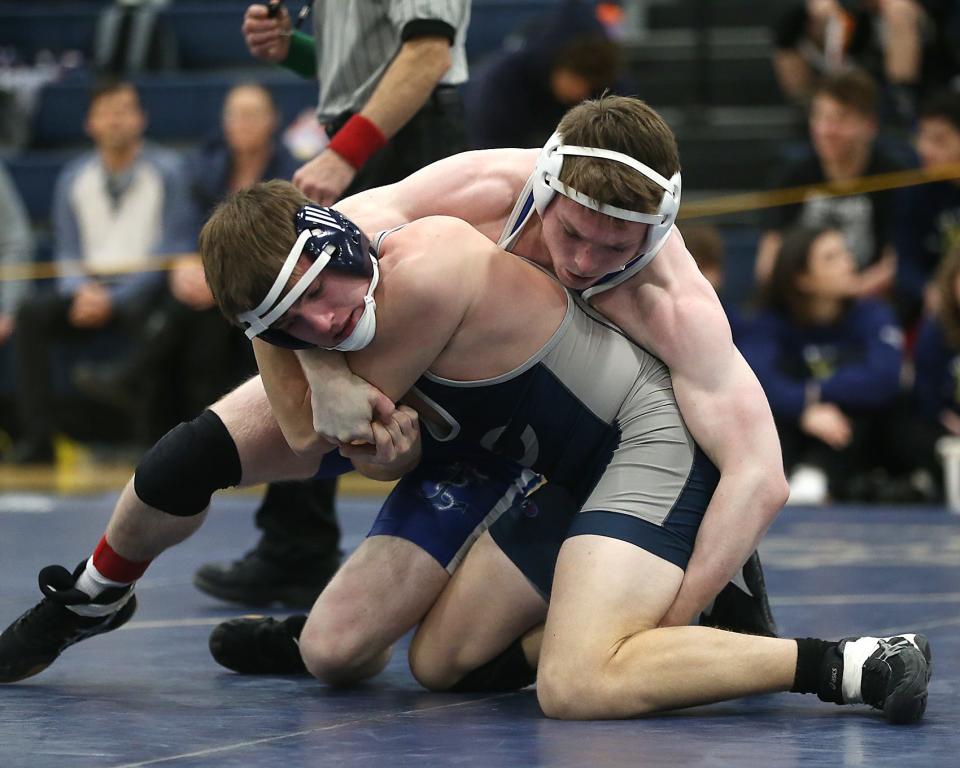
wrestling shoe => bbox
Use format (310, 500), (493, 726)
(700, 550), (778, 637)
(208, 614), (308, 674)
(0, 563), (137, 683)
(819, 634), (932, 724)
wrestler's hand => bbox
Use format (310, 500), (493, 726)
(292, 149), (357, 206)
(242, 3), (291, 63)
(800, 402), (852, 449)
(296, 348), (395, 443)
(339, 406), (421, 480)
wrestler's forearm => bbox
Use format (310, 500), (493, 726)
(660, 472), (780, 627)
(253, 340), (330, 455)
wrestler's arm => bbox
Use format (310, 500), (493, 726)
(606, 284), (789, 626)
(335, 149), (536, 244)
(264, 150), (533, 445)
(252, 338), (336, 457)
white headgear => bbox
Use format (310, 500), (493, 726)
(532, 131), (682, 281)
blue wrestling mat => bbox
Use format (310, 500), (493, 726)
(0, 493), (957, 767)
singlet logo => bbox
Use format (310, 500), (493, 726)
(480, 424), (540, 467)
(420, 463), (491, 514)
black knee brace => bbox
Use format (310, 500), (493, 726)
(134, 410), (242, 516)
(449, 638), (536, 693)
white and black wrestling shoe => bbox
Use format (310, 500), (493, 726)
(819, 634), (932, 724)
(0, 562), (137, 683)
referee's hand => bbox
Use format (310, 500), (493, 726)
(242, 4), (291, 63)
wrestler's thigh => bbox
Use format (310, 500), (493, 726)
(539, 534), (684, 674)
(409, 530), (546, 689)
(209, 375), (318, 483)
(300, 535), (450, 661)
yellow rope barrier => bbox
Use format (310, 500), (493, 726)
(2, 162), (959, 283)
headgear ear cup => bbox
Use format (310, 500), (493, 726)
(532, 132), (565, 217)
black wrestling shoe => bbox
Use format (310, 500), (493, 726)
(193, 548), (339, 609)
(699, 550), (778, 637)
(819, 634), (932, 724)
(208, 615), (308, 674)
(0, 563), (137, 683)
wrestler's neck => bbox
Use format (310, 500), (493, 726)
(510, 215), (554, 269)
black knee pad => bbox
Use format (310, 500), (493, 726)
(449, 638), (536, 693)
(134, 410), (242, 516)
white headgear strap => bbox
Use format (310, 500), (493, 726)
(238, 228), (334, 340)
(544, 145), (676, 223)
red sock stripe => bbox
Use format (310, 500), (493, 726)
(92, 537), (151, 583)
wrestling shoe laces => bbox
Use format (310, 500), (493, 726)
(820, 634), (932, 724)
(0, 562), (137, 684)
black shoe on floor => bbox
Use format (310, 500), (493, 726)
(209, 615), (308, 674)
(193, 549), (339, 609)
(0, 563), (137, 683)
(819, 634), (932, 724)
(699, 550), (778, 637)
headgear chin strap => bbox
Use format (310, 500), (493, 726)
(237, 205), (379, 351)
(532, 131), (682, 281)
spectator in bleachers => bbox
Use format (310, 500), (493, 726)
(0, 162), (33, 349)
(740, 225), (903, 503)
(0, 161), (34, 447)
(8, 78), (192, 464)
(465, 0), (623, 149)
(772, 0), (958, 122)
(755, 69), (904, 299)
(74, 83), (300, 437)
(678, 223), (746, 341)
(894, 89), (960, 327)
(912, 246), (960, 484)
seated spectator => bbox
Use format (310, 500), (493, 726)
(0, 162), (32, 351)
(678, 223), (746, 340)
(740, 225), (903, 503)
(0, 161), (34, 447)
(465, 0), (623, 149)
(75, 82), (300, 440)
(894, 89), (960, 327)
(9, 78), (193, 463)
(772, 0), (958, 121)
(912, 246), (960, 488)
(755, 69), (905, 299)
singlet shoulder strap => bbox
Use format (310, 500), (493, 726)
(497, 173), (537, 252)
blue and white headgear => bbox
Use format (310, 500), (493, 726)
(237, 205), (380, 351)
(533, 131), (681, 296)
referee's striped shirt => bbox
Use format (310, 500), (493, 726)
(311, 0), (470, 122)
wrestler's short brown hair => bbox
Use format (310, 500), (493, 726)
(199, 179), (309, 324)
(556, 95), (680, 217)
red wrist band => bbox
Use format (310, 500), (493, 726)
(328, 114), (387, 170)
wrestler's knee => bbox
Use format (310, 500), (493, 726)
(407, 634), (462, 691)
(298, 610), (388, 684)
(537, 645), (658, 719)
(133, 410), (241, 516)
